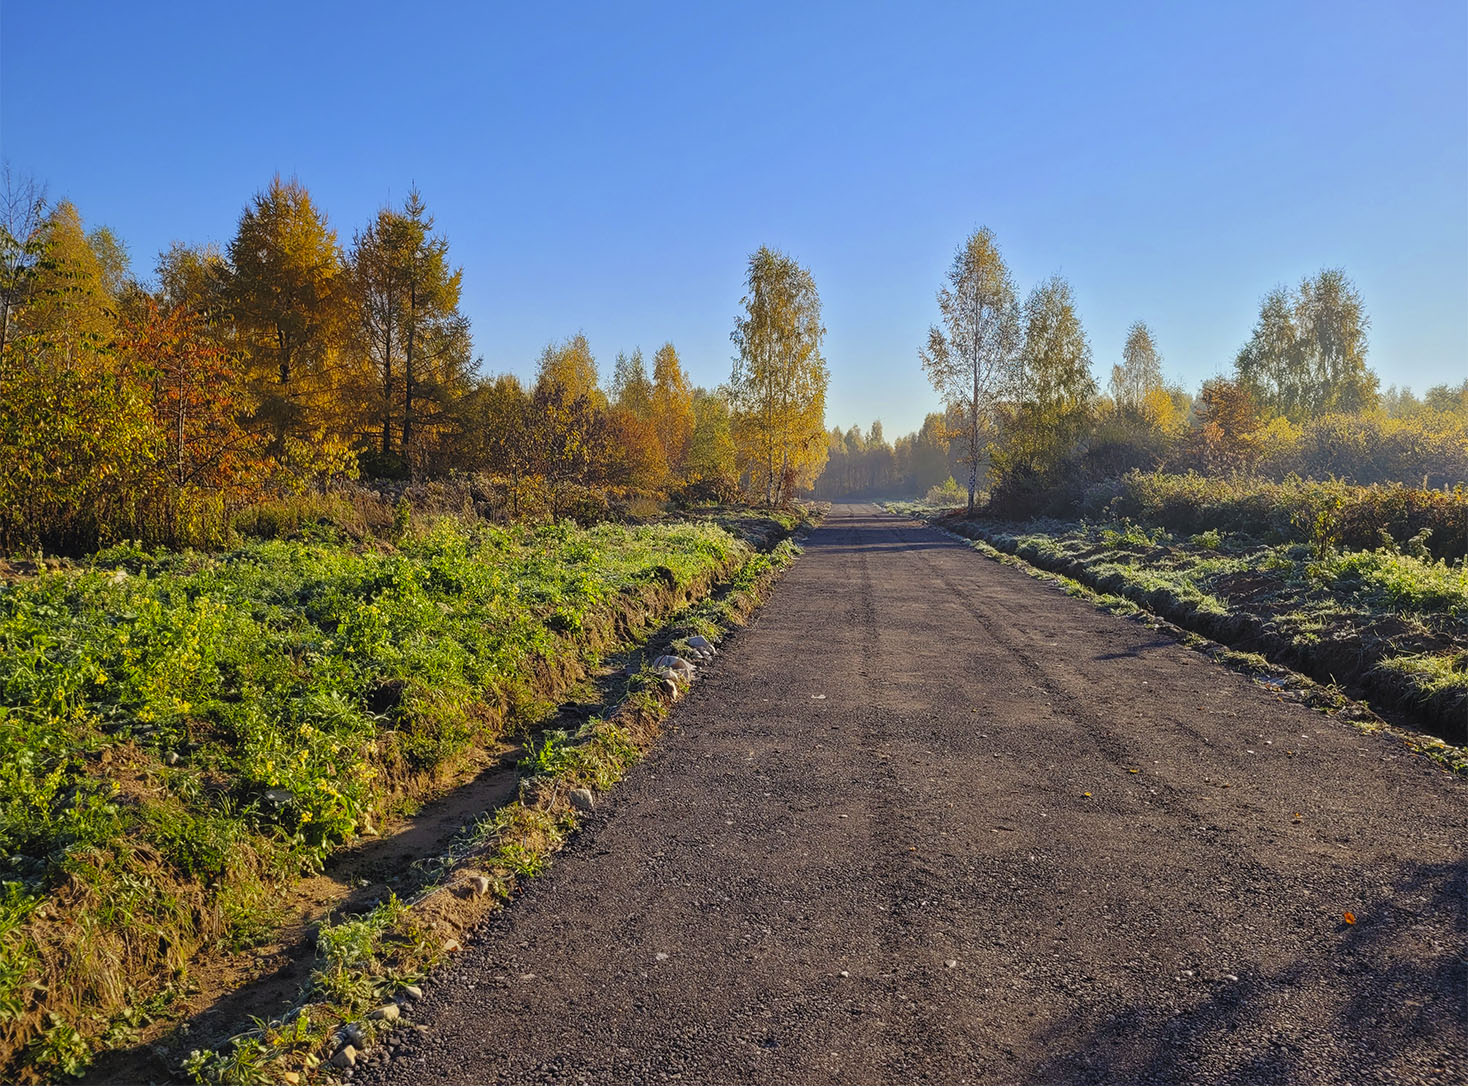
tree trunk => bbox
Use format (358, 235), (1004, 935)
(404, 273), (417, 455)
(380, 314), (393, 458)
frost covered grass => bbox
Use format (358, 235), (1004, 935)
(938, 514), (1467, 743)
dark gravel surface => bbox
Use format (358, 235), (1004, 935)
(368, 504), (1467, 1085)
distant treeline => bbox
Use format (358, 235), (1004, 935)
(815, 226), (1468, 510)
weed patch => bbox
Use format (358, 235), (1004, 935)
(0, 510), (806, 1080)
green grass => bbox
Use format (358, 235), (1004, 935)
(941, 513), (1467, 743)
(0, 512), (764, 1079)
(174, 526), (808, 1085)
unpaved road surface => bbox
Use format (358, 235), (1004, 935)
(374, 504), (1467, 1085)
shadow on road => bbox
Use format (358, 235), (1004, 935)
(1025, 854), (1468, 1083)
(1094, 638), (1177, 661)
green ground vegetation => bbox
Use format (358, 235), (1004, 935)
(929, 506), (1466, 742)
(0, 507), (797, 1080)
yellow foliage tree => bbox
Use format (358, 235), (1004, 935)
(651, 341), (693, 481)
(729, 247), (829, 504)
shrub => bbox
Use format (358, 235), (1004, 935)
(1084, 471), (1468, 561)
(924, 476), (968, 507)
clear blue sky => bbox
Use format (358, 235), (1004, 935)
(4, 1), (1465, 436)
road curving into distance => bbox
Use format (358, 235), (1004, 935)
(372, 503), (1466, 1085)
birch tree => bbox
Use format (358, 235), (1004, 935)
(1109, 321), (1163, 411)
(1235, 269), (1376, 418)
(919, 227), (1020, 513)
(729, 247), (829, 505)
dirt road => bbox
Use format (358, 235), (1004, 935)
(373, 504), (1466, 1084)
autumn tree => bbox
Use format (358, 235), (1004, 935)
(1109, 320), (1163, 411)
(225, 175), (348, 452)
(610, 348), (653, 417)
(650, 341), (694, 481)
(919, 227), (1020, 513)
(124, 299), (256, 490)
(532, 378), (604, 517)
(604, 404), (667, 490)
(0, 168), (48, 363)
(121, 299), (264, 542)
(1193, 377), (1261, 472)
(536, 332), (603, 403)
(156, 241), (229, 320)
(729, 247), (829, 505)
(460, 374), (537, 516)
(1235, 269), (1377, 418)
(998, 275), (1096, 485)
(683, 387), (738, 493)
(349, 189), (473, 475)
(0, 200), (158, 550)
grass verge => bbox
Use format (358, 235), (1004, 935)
(882, 505), (1466, 775)
(172, 533), (807, 1084)
(0, 507), (809, 1082)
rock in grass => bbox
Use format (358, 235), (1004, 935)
(468, 875), (491, 897)
(652, 654), (696, 680)
(569, 788), (595, 813)
(369, 1002), (400, 1021)
(401, 984), (424, 1001)
(332, 1044), (358, 1069)
(687, 635), (716, 654)
(660, 678), (679, 701)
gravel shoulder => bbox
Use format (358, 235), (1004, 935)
(373, 503), (1467, 1085)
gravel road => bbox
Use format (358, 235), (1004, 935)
(371, 503), (1467, 1085)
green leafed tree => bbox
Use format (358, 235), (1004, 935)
(1235, 269), (1377, 419)
(610, 348), (653, 417)
(999, 275), (1096, 484)
(919, 227), (1020, 513)
(1109, 320), (1163, 412)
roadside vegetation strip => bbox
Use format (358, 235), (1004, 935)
(1080, 470), (1467, 562)
(922, 519), (1468, 778)
(0, 509), (805, 1082)
(905, 505), (1468, 756)
(175, 534), (806, 1086)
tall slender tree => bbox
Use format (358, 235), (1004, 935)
(1109, 320), (1163, 411)
(651, 341), (693, 480)
(919, 227), (1020, 513)
(349, 189), (471, 472)
(1001, 275), (1096, 482)
(729, 247), (829, 505)
(610, 348), (653, 416)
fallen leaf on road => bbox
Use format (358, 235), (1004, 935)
(1343, 911), (1356, 925)
(1083, 792), (1093, 797)
(1128, 768), (1140, 774)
